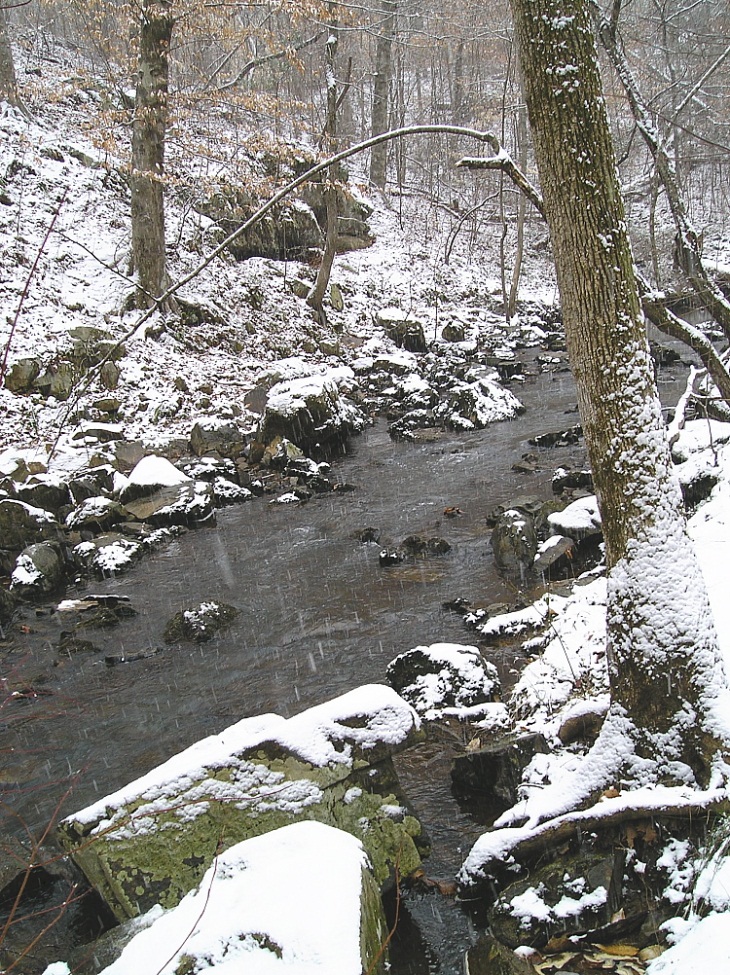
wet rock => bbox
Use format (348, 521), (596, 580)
(72, 534), (143, 578)
(464, 935), (536, 975)
(552, 467), (594, 494)
(10, 542), (65, 595)
(451, 733), (549, 814)
(0, 586), (16, 624)
(0, 498), (63, 552)
(400, 535), (452, 557)
(57, 685), (426, 920)
(57, 594), (137, 631)
(58, 632), (100, 655)
(189, 419), (247, 460)
(488, 850), (625, 949)
(532, 534), (576, 579)
(387, 643), (500, 720)
(486, 496), (545, 528)
(388, 409), (436, 441)
(163, 600), (240, 643)
(679, 467), (719, 509)
(379, 549), (403, 566)
(3, 357), (41, 393)
(258, 373), (365, 458)
(376, 307), (428, 353)
(111, 441), (147, 473)
(355, 527), (381, 544)
(66, 497), (130, 533)
(529, 424), (583, 448)
(491, 509), (538, 576)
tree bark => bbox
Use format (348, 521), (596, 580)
(307, 8), (339, 325)
(510, 0), (730, 786)
(130, 0), (174, 309)
(369, 0), (396, 189)
(0, 5), (19, 106)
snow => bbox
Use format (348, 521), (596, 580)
(76, 822), (372, 975)
(126, 455), (192, 488)
(66, 684), (419, 834)
(646, 912), (730, 974)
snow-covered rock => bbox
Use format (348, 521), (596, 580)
(58, 685), (425, 920)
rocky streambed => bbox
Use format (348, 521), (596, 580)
(0, 321), (695, 974)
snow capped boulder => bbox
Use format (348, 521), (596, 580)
(10, 542), (65, 595)
(163, 601), (240, 643)
(57, 685), (426, 921)
(258, 372), (366, 457)
(118, 456), (215, 526)
(89, 823), (387, 975)
(66, 496), (129, 533)
(547, 495), (602, 541)
(437, 375), (524, 431)
(72, 535), (143, 578)
(15, 473), (71, 515)
(386, 643), (501, 721)
(0, 498), (63, 553)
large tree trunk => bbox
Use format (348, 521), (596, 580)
(510, 0), (730, 786)
(0, 6), (19, 106)
(130, 0), (174, 308)
(307, 8), (339, 325)
(369, 0), (396, 189)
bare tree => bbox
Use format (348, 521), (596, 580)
(509, 0), (730, 807)
(0, 3), (19, 106)
(129, 0), (174, 308)
(369, 0), (396, 188)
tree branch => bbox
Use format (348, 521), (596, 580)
(217, 30), (325, 92)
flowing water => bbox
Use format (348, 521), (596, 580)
(0, 351), (688, 973)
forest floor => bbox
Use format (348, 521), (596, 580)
(2, 34), (730, 975)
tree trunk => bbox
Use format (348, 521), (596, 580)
(0, 6), (19, 106)
(307, 7), (339, 325)
(369, 0), (396, 189)
(510, 0), (730, 785)
(130, 0), (174, 308)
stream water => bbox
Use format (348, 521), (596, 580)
(0, 350), (688, 973)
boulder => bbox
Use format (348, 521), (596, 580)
(16, 474), (71, 514)
(3, 357), (41, 393)
(72, 535), (143, 578)
(163, 601), (240, 643)
(491, 509), (538, 576)
(532, 534), (576, 579)
(488, 849), (625, 949)
(35, 361), (77, 401)
(89, 823), (388, 975)
(121, 482), (215, 527)
(0, 498), (63, 552)
(375, 307), (428, 353)
(547, 495), (602, 541)
(387, 643), (500, 720)
(189, 420), (248, 460)
(258, 374), (365, 457)
(57, 685), (426, 921)
(437, 377), (524, 431)
(118, 455), (191, 504)
(66, 497), (129, 533)
(10, 542), (65, 595)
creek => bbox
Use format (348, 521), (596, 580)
(0, 349), (688, 974)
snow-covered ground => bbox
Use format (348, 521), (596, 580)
(3, 33), (730, 975)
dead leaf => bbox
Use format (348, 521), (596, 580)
(625, 821), (658, 848)
(466, 736), (481, 752)
(602, 786), (621, 799)
(543, 935), (575, 953)
(594, 944), (639, 957)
